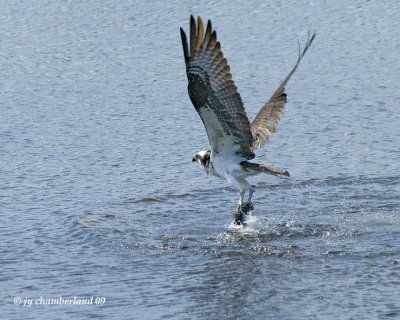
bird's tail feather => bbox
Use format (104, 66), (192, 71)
(241, 161), (290, 178)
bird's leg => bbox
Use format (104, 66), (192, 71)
(239, 187), (254, 215)
(234, 189), (247, 226)
(245, 186), (255, 211)
(247, 187), (254, 203)
(236, 190), (245, 213)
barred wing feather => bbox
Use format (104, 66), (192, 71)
(251, 32), (316, 150)
(180, 16), (255, 160)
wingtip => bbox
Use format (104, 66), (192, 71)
(197, 16), (203, 27)
(284, 170), (291, 178)
(308, 31), (317, 46)
(303, 31), (316, 56)
(180, 26), (189, 66)
(207, 19), (212, 32)
(180, 27), (187, 45)
(190, 15), (196, 31)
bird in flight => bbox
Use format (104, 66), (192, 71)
(180, 16), (315, 225)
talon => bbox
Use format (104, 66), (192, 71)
(233, 204), (251, 226)
(241, 202), (254, 213)
(234, 211), (247, 226)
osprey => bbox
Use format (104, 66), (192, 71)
(180, 16), (315, 225)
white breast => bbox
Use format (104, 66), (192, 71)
(211, 151), (245, 181)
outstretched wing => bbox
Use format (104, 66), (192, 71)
(251, 32), (316, 150)
(180, 16), (255, 160)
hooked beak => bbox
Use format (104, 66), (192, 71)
(192, 157), (197, 162)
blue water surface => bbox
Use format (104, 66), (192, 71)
(1, 1), (399, 319)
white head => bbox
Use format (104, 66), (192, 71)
(192, 149), (211, 172)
